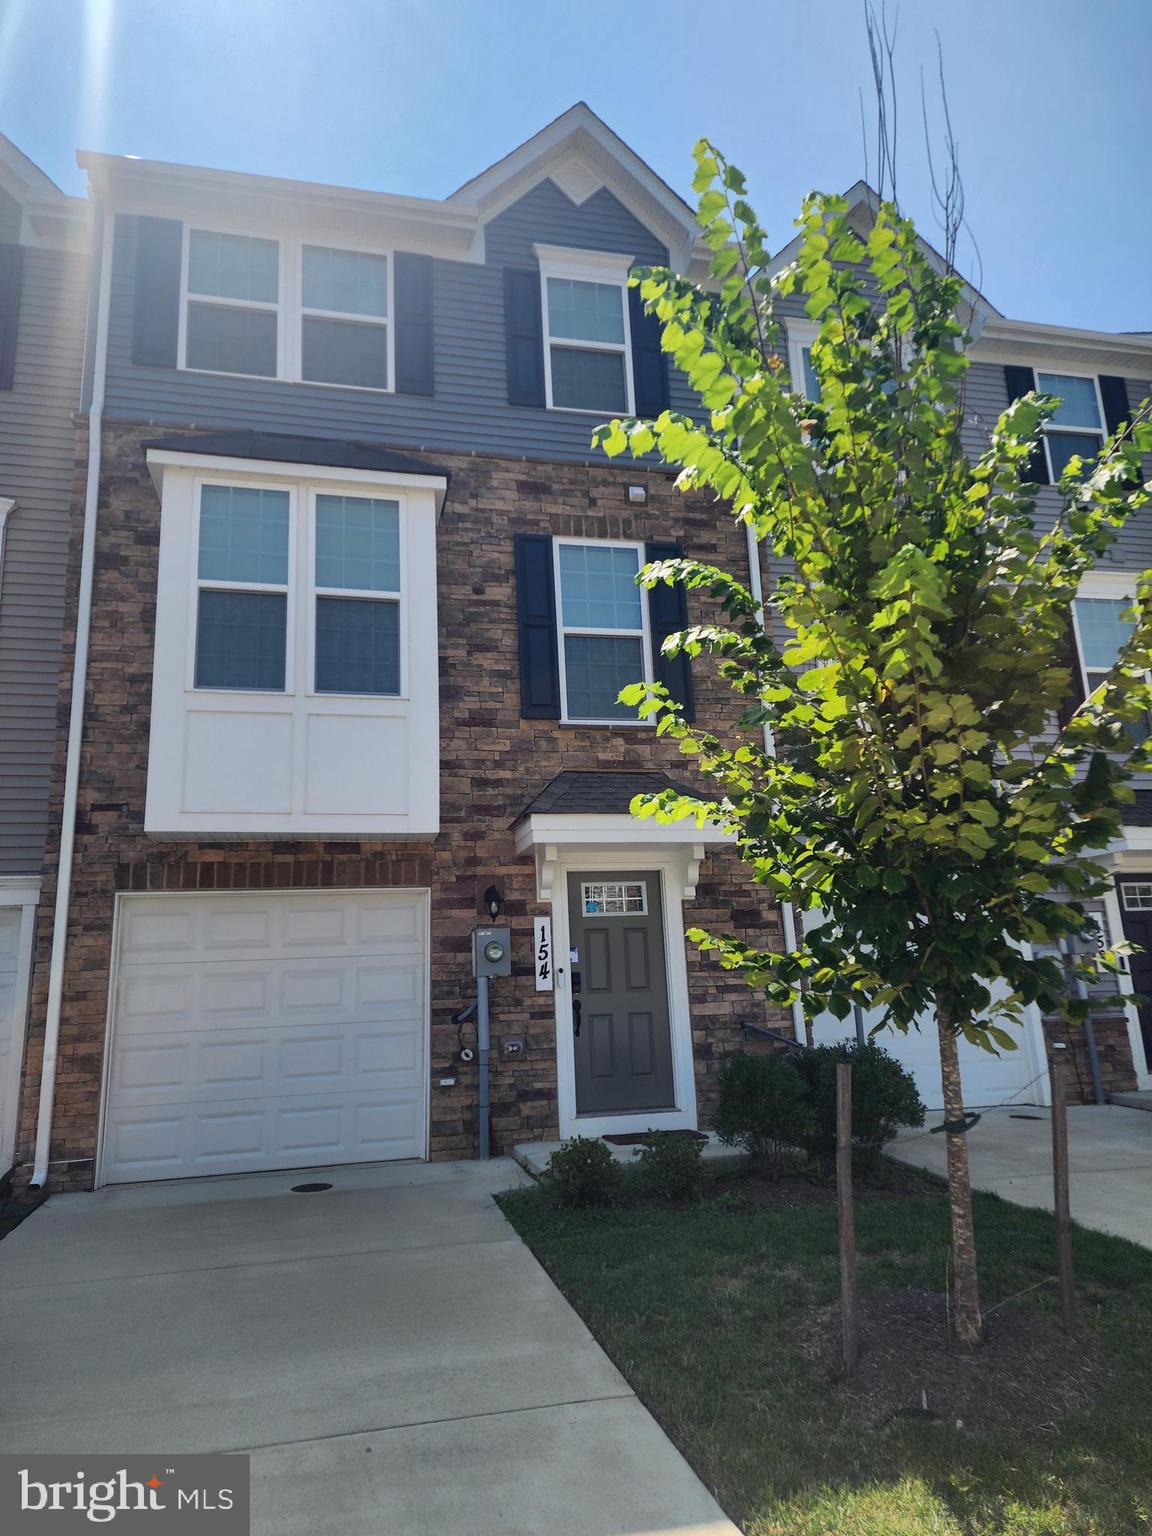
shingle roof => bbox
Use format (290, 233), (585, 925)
(513, 770), (700, 823)
(143, 428), (449, 481)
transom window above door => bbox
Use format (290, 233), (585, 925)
(180, 229), (394, 390)
(1037, 372), (1104, 480)
(192, 480), (404, 698)
(555, 539), (653, 723)
(535, 245), (634, 414)
(581, 880), (648, 916)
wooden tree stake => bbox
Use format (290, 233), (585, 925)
(837, 1062), (860, 1375)
(1050, 1057), (1078, 1335)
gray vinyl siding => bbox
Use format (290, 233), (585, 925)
(103, 181), (696, 458)
(0, 241), (86, 875)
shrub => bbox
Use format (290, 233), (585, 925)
(795, 1039), (925, 1166)
(543, 1136), (622, 1207)
(633, 1130), (706, 1200)
(712, 1052), (814, 1174)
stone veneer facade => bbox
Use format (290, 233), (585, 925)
(14, 421), (791, 1190)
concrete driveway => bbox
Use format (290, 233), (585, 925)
(892, 1104), (1152, 1247)
(0, 1158), (736, 1536)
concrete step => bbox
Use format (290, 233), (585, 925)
(1110, 1091), (1152, 1112)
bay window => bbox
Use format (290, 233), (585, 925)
(535, 245), (633, 414)
(1071, 576), (1149, 742)
(555, 539), (652, 723)
(313, 493), (401, 694)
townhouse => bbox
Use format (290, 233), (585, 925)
(0, 138), (88, 1182)
(4, 105), (1151, 1192)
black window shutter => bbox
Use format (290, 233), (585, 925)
(1099, 375), (1131, 438)
(514, 532), (560, 718)
(393, 252), (434, 396)
(504, 267), (545, 407)
(629, 284), (669, 416)
(0, 243), (24, 391)
(132, 215), (183, 368)
(1004, 364), (1049, 486)
(1055, 618), (1087, 730)
(645, 540), (695, 722)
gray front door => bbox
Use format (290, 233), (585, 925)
(567, 870), (676, 1115)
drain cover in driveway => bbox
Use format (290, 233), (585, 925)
(291, 1182), (333, 1193)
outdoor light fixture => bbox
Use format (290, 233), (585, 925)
(484, 884), (503, 920)
(627, 484), (648, 504)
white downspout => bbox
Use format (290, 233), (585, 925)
(744, 521), (807, 1044)
(30, 206), (113, 1188)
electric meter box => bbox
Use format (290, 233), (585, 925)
(474, 925), (512, 978)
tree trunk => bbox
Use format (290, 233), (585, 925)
(936, 1008), (983, 1345)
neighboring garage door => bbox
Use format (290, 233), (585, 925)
(810, 998), (1046, 1112)
(0, 908), (26, 1173)
(101, 891), (428, 1184)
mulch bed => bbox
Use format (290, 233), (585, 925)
(802, 1288), (1108, 1432)
(701, 1158), (941, 1211)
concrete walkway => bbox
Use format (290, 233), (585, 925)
(0, 1158), (736, 1536)
(892, 1104), (1152, 1248)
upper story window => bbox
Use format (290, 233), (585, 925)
(1038, 371), (1103, 479)
(786, 321), (821, 401)
(191, 480), (403, 698)
(302, 246), (390, 390)
(185, 231), (280, 378)
(180, 229), (394, 391)
(1071, 574), (1149, 741)
(555, 538), (652, 723)
(535, 246), (634, 415)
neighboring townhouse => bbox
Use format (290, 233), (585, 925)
(8, 106), (1152, 1192)
(0, 139), (88, 1183)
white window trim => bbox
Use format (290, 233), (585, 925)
(553, 535), (654, 727)
(534, 242), (635, 416)
(177, 224), (396, 393)
(188, 474), (410, 703)
(0, 497), (15, 598)
(1036, 368), (1106, 483)
(1072, 569), (1142, 698)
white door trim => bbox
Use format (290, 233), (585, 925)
(1102, 880), (1152, 1090)
(0, 878), (39, 1176)
(549, 845), (699, 1140)
(95, 885), (431, 1188)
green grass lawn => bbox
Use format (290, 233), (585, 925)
(499, 1171), (1152, 1536)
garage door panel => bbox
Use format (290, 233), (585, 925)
(103, 1090), (424, 1181)
(103, 892), (427, 1183)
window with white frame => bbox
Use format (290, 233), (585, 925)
(1121, 881), (1152, 912)
(555, 539), (652, 723)
(194, 484), (290, 689)
(787, 322), (821, 402)
(192, 482), (403, 698)
(1072, 577), (1149, 741)
(313, 493), (401, 694)
(301, 246), (390, 390)
(181, 230), (394, 390)
(184, 230), (280, 379)
(536, 246), (633, 414)
(1037, 372), (1104, 480)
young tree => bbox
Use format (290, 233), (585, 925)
(597, 145), (1152, 1345)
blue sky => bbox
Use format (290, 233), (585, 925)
(2, 0), (1149, 330)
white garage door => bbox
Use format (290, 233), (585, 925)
(101, 890), (428, 1184)
(0, 907), (28, 1173)
(810, 999), (1045, 1112)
